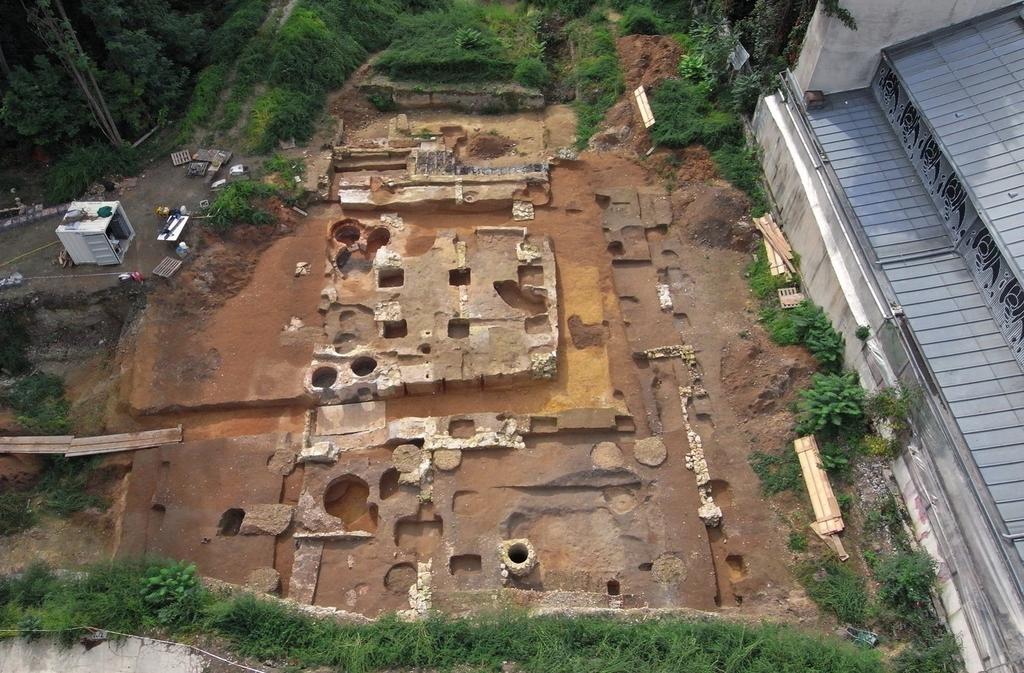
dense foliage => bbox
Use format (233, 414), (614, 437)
(0, 559), (885, 673)
(570, 19), (623, 147)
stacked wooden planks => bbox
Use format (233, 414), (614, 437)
(633, 86), (656, 128)
(753, 214), (795, 275)
(794, 435), (849, 560)
(0, 426), (182, 456)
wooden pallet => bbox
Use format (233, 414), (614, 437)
(153, 256), (183, 278)
(170, 150), (192, 166)
(778, 286), (805, 308)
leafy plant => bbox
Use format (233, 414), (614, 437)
(865, 384), (917, 436)
(873, 550), (937, 613)
(820, 441), (852, 479)
(569, 21), (623, 148)
(36, 456), (105, 517)
(142, 561), (202, 626)
(855, 325), (870, 341)
(454, 27), (485, 49)
(795, 372), (865, 438)
(892, 632), (962, 673)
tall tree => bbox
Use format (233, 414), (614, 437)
(22, 0), (123, 145)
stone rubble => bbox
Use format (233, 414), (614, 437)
(512, 200), (535, 221)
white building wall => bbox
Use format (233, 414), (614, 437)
(793, 0), (1013, 94)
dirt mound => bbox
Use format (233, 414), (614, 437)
(649, 146), (718, 184)
(618, 35), (684, 91)
(720, 336), (815, 416)
(590, 35), (684, 154)
(467, 133), (515, 159)
(0, 454), (43, 488)
(672, 184), (756, 252)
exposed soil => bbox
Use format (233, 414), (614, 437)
(672, 184), (757, 252)
(466, 132), (516, 159)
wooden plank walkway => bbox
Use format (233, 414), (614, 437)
(153, 256), (183, 278)
(0, 426), (182, 456)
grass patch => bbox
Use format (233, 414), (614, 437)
(177, 64), (230, 143)
(712, 143), (768, 216)
(570, 19), (623, 148)
(0, 456), (105, 536)
(749, 448), (802, 495)
(210, 0), (271, 66)
(0, 559), (885, 673)
(2, 372), (70, 435)
(797, 559), (870, 625)
(0, 308), (31, 376)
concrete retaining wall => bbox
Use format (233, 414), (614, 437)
(0, 636), (206, 673)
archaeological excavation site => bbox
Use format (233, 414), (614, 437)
(114, 112), (779, 619)
(7, 2), (998, 671)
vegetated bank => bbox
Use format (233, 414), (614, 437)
(0, 559), (885, 673)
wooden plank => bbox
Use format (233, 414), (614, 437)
(153, 256), (183, 278)
(633, 86), (655, 128)
(67, 426), (182, 455)
(795, 435), (845, 535)
(0, 436), (74, 454)
(754, 214), (792, 257)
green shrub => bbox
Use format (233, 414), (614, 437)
(861, 434), (899, 459)
(712, 142), (769, 216)
(762, 301), (844, 371)
(207, 181), (278, 230)
(795, 372), (865, 438)
(873, 550), (937, 613)
(513, 57), (550, 89)
(377, 4), (513, 83)
(798, 559), (870, 624)
(0, 492), (35, 536)
(142, 561), (203, 626)
(820, 441), (853, 479)
(749, 449), (802, 495)
(865, 384), (917, 436)
(619, 5), (663, 34)
(650, 78), (741, 150)
(44, 145), (139, 203)
(3, 373), (70, 435)
(7, 563), (58, 608)
(855, 325), (870, 341)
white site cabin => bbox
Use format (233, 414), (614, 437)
(56, 201), (135, 266)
